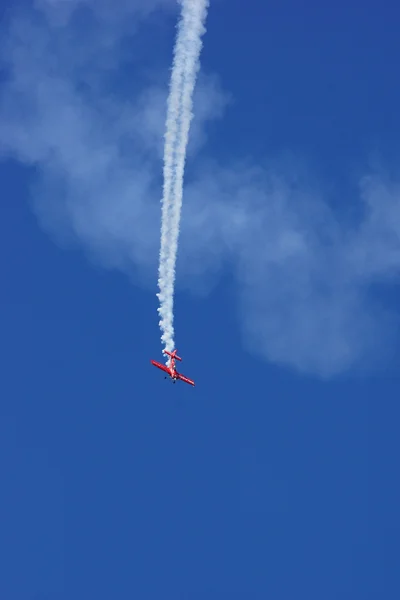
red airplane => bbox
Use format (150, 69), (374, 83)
(151, 349), (195, 387)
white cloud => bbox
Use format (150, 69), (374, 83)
(34, 0), (177, 27)
(178, 164), (400, 376)
(0, 0), (226, 281)
(1, 0), (400, 377)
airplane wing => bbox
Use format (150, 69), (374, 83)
(177, 372), (195, 387)
(151, 360), (171, 375)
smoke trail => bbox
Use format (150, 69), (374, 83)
(156, 0), (209, 354)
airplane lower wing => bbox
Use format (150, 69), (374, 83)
(151, 358), (195, 387)
(177, 373), (195, 387)
(151, 360), (170, 375)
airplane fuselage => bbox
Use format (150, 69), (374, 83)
(169, 366), (178, 380)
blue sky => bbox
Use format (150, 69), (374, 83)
(1, 0), (400, 598)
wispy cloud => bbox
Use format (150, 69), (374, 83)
(0, 0), (226, 278)
(1, 0), (399, 377)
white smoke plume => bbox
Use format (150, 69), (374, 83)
(157, 0), (209, 354)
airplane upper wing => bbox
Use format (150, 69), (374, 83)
(151, 360), (171, 375)
(177, 372), (195, 387)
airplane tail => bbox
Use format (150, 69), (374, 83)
(163, 349), (182, 361)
